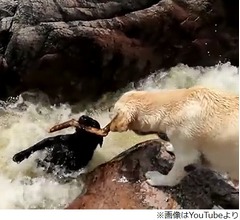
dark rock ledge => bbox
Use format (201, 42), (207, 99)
(0, 0), (238, 103)
(66, 140), (239, 209)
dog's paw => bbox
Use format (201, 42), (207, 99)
(145, 170), (183, 187)
(145, 171), (168, 186)
(12, 151), (30, 163)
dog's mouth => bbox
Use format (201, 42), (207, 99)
(81, 124), (110, 137)
(49, 118), (111, 137)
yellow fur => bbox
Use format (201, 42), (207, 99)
(109, 86), (239, 186)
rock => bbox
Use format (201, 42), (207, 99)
(0, 0), (239, 103)
(66, 140), (239, 209)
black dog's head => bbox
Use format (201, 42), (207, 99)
(78, 115), (101, 129)
(77, 115), (103, 147)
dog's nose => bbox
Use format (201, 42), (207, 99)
(108, 106), (113, 112)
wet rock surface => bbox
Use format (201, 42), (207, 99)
(66, 140), (239, 209)
(0, 0), (239, 103)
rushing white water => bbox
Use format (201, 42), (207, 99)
(0, 62), (238, 209)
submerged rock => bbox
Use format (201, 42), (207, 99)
(0, 0), (239, 103)
(66, 140), (238, 209)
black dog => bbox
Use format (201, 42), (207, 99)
(12, 115), (103, 174)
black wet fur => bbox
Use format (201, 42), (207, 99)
(12, 115), (103, 173)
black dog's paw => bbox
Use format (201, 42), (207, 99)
(13, 151), (30, 163)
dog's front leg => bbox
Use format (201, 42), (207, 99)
(145, 146), (201, 187)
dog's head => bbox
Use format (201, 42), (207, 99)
(78, 115), (101, 129)
(77, 115), (103, 147)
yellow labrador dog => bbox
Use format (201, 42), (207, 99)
(54, 86), (238, 187)
(105, 86), (239, 187)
